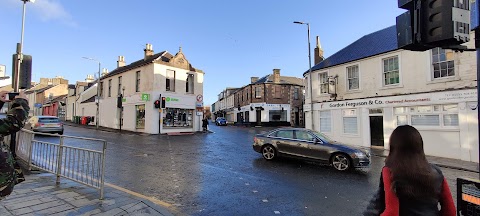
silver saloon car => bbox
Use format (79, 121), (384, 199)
(28, 116), (64, 135)
(253, 128), (370, 171)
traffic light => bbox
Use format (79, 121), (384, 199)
(117, 95), (122, 108)
(396, 0), (470, 51)
(161, 97), (166, 108)
(154, 100), (160, 109)
(420, 0), (470, 46)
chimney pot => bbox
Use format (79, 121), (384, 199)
(144, 44), (154, 60)
(117, 56), (126, 68)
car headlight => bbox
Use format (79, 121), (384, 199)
(354, 152), (366, 158)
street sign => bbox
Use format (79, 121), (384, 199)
(457, 178), (480, 215)
(196, 102), (203, 107)
(34, 103), (42, 108)
(196, 94), (203, 102)
(472, 0), (479, 30)
(0, 65), (5, 77)
(141, 93), (150, 101)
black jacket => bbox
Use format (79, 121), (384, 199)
(364, 164), (446, 216)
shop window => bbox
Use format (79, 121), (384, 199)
(136, 105), (145, 129)
(186, 74), (194, 94)
(163, 108), (193, 128)
(432, 48), (454, 79)
(319, 111), (331, 133)
(166, 70), (175, 91)
(343, 109), (358, 134)
(383, 56), (400, 85)
(319, 72), (328, 94)
(443, 114), (459, 126)
(411, 115), (440, 126)
(396, 115), (408, 126)
(269, 110), (287, 122)
(347, 65), (359, 90)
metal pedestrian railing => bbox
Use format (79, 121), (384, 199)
(15, 129), (107, 199)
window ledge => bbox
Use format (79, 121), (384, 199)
(345, 89), (362, 94)
(380, 84), (403, 90)
(427, 76), (460, 85)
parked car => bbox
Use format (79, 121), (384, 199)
(253, 128), (370, 171)
(215, 117), (227, 126)
(28, 116), (64, 135)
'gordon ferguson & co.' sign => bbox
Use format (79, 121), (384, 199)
(317, 89), (476, 110)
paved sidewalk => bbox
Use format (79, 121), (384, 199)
(0, 172), (177, 216)
(368, 147), (479, 173)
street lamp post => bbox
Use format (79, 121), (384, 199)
(14, 0), (35, 92)
(294, 21), (314, 130)
(82, 57), (101, 130)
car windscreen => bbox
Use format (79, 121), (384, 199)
(39, 118), (60, 123)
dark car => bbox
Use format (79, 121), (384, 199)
(28, 116), (64, 135)
(215, 117), (227, 126)
(253, 128), (370, 171)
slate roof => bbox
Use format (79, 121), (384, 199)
(35, 85), (55, 94)
(101, 51), (173, 80)
(81, 95), (96, 104)
(252, 74), (303, 86)
(306, 25), (398, 75)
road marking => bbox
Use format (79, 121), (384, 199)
(105, 183), (172, 208)
(245, 183), (250, 186)
(253, 190), (258, 193)
(274, 211), (280, 214)
(262, 199), (268, 203)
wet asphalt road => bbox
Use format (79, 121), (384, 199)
(33, 124), (478, 216)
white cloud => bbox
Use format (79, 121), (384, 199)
(2, 0), (77, 27)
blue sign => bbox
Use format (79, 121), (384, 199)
(34, 103), (42, 108)
(471, 0), (479, 30)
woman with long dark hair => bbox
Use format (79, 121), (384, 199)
(364, 125), (456, 216)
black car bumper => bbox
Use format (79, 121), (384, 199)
(352, 157), (371, 168)
(253, 144), (262, 153)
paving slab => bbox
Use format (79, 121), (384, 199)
(0, 172), (176, 216)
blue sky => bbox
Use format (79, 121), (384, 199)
(0, 0), (403, 105)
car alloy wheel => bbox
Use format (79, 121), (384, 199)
(262, 145), (276, 160)
(332, 154), (350, 171)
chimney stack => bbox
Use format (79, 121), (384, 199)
(251, 77), (259, 84)
(101, 68), (109, 77)
(314, 36), (324, 65)
(117, 56), (126, 68)
(144, 44), (154, 60)
(273, 69), (280, 83)
(85, 75), (95, 83)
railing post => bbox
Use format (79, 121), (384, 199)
(56, 136), (64, 185)
(100, 140), (107, 200)
(27, 132), (33, 171)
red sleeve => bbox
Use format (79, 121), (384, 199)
(381, 167), (399, 216)
(440, 177), (456, 216)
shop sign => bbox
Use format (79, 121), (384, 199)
(166, 97), (179, 102)
(318, 89), (477, 110)
(34, 103), (42, 108)
(141, 93), (150, 101)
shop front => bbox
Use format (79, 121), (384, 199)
(159, 93), (202, 134)
(235, 103), (291, 126)
(312, 89), (478, 162)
